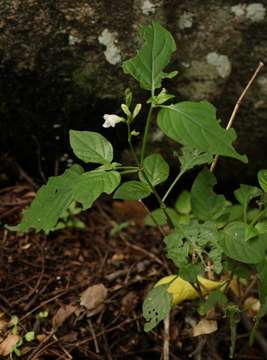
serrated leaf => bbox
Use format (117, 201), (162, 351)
(164, 230), (189, 268)
(122, 22), (177, 91)
(70, 130), (113, 164)
(157, 101), (247, 163)
(144, 207), (184, 226)
(73, 170), (121, 209)
(220, 222), (266, 264)
(258, 169), (267, 193)
(175, 190), (191, 214)
(191, 168), (227, 221)
(11, 165), (84, 232)
(209, 247), (223, 274)
(114, 181), (151, 200)
(139, 153), (169, 186)
(143, 285), (172, 332)
(179, 146), (213, 174)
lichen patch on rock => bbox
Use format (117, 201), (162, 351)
(206, 52), (231, 79)
(98, 29), (121, 65)
(231, 3), (266, 22)
(178, 11), (194, 30)
(141, 0), (156, 15)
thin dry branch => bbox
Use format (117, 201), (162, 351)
(210, 61), (264, 172)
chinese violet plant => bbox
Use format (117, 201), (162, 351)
(9, 22), (267, 354)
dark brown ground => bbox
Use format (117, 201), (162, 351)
(0, 179), (266, 359)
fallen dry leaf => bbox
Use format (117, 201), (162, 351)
(112, 200), (146, 225)
(80, 283), (108, 315)
(193, 319), (218, 337)
(244, 297), (260, 317)
(0, 334), (21, 356)
(52, 304), (77, 328)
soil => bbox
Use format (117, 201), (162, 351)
(0, 172), (267, 359)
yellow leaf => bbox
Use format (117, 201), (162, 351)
(155, 275), (224, 305)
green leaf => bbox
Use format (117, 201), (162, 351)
(143, 285), (172, 332)
(199, 290), (228, 316)
(70, 130), (113, 164)
(25, 331), (35, 342)
(12, 165), (84, 232)
(209, 247), (223, 274)
(122, 22), (177, 91)
(234, 184), (261, 206)
(175, 190), (191, 214)
(164, 230), (189, 268)
(178, 146), (213, 174)
(139, 153), (169, 186)
(114, 181), (151, 200)
(220, 222), (266, 264)
(147, 88), (175, 105)
(191, 168), (227, 221)
(258, 169), (267, 193)
(255, 222), (267, 234)
(157, 101), (247, 163)
(144, 207), (184, 226)
(73, 170), (121, 209)
(179, 263), (204, 283)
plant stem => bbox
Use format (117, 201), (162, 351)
(127, 123), (140, 167)
(162, 171), (184, 202)
(250, 208), (267, 226)
(140, 169), (175, 228)
(140, 103), (154, 164)
(210, 62), (264, 172)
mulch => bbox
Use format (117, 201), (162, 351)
(0, 184), (266, 359)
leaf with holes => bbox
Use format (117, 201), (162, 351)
(10, 165), (84, 232)
(157, 101), (247, 163)
(70, 130), (113, 164)
(143, 285), (172, 332)
(139, 153), (169, 186)
(122, 22), (177, 91)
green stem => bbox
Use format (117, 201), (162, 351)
(140, 103), (154, 164)
(140, 169), (175, 228)
(162, 171), (184, 202)
(120, 170), (139, 175)
(250, 207), (267, 226)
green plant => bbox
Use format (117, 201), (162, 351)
(8, 316), (35, 358)
(8, 22), (266, 356)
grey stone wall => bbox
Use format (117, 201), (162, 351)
(0, 0), (267, 185)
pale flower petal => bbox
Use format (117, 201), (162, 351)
(102, 114), (123, 128)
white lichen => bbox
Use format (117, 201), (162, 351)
(230, 4), (246, 17)
(151, 129), (164, 142)
(98, 29), (121, 65)
(141, 0), (156, 15)
(178, 12), (194, 30)
(231, 3), (266, 22)
(246, 3), (266, 22)
(206, 52), (231, 79)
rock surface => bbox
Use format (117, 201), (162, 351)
(0, 0), (267, 187)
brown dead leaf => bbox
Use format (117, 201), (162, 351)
(52, 304), (77, 328)
(112, 200), (146, 225)
(244, 297), (260, 317)
(80, 284), (108, 315)
(0, 334), (21, 356)
(192, 319), (218, 337)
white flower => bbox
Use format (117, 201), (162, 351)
(102, 114), (123, 128)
